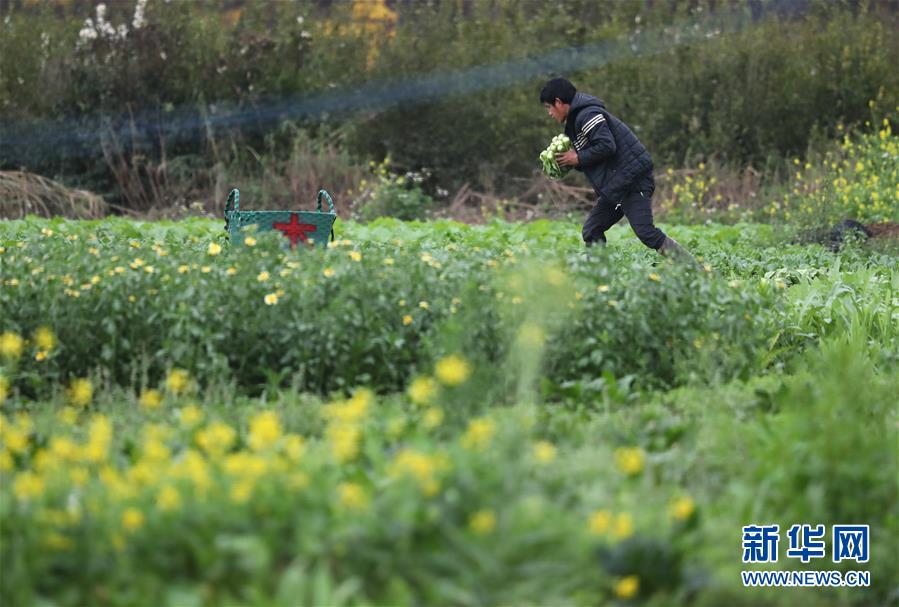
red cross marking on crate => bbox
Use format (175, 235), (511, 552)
(272, 215), (317, 248)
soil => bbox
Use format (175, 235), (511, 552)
(866, 222), (899, 239)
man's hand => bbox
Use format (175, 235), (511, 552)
(556, 150), (579, 168)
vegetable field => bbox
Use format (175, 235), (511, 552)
(1, 216), (896, 606)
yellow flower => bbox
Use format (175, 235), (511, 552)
(68, 378), (93, 407)
(57, 408), (78, 425)
(4, 426), (28, 454)
(461, 417), (495, 450)
(207, 242), (222, 256)
(383, 257), (394, 266)
(423, 407), (444, 430)
(533, 440), (556, 464)
(121, 508), (145, 532)
(196, 421), (236, 456)
(328, 424), (361, 462)
(13, 471), (45, 500)
(418, 300), (429, 310)
(402, 314), (413, 326)
(177, 265), (189, 274)
(323, 390), (372, 425)
(648, 273), (661, 282)
(34, 327), (56, 351)
(70, 467), (89, 486)
(468, 509), (497, 535)
(390, 448), (441, 495)
(139, 389), (163, 410)
(597, 284), (610, 293)
(407, 376), (438, 406)
(588, 509), (611, 535)
(614, 447), (644, 476)
(156, 485), (181, 511)
(323, 268), (335, 278)
(337, 482), (369, 511)
(179, 404), (204, 428)
(257, 271), (270, 282)
(612, 512), (634, 539)
(264, 293), (279, 305)
(435, 354), (471, 386)
(0, 332), (24, 360)
(614, 575), (639, 600)
(230, 480), (255, 504)
(35, 351), (48, 362)
(48, 436), (78, 462)
(165, 368), (191, 395)
(669, 496), (695, 521)
(348, 250), (362, 262)
(244, 236), (257, 246)
(283, 434), (306, 462)
(248, 411), (283, 451)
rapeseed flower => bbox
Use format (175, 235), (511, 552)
(33, 327), (56, 351)
(0, 332), (23, 360)
(614, 447), (644, 476)
(179, 404), (204, 428)
(121, 508), (145, 532)
(422, 407), (444, 430)
(612, 512), (634, 539)
(614, 576), (639, 599)
(68, 378), (93, 407)
(670, 496), (696, 521)
(533, 440), (556, 464)
(468, 509), (497, 535)
(390, 448), (441, 496)
(165, 368), (191, 395)
(156, 485), (181, 511)
(196, 421), (236, 456)
(435, 354), (471, 386)
(337, 482), (369, 511)
(407, 376), (438, 406)
(14, 471), (45, 500)
(139, 389), (163, 410)
(588, 509), (611, 535)
(248, 411), (283, 451)
(461, 417), (495, 450)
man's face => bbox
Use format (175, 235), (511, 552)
(544, 99), (568, 124)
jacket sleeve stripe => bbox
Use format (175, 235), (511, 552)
(580, 113), (606, 136)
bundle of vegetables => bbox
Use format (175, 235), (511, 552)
(539, 134), (572, 179)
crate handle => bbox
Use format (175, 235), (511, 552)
(224, 188), (239, 232)
(317, 189), (335, 213)
(226, 188), (240, 213)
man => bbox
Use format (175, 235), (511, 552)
(540, 77), (695, 262)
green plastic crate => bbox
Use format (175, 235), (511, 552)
(223, 188), (336, 248)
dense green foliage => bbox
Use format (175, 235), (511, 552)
(0, 219), (779, 395)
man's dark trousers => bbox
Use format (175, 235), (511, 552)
(581, 173), (665, 249)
